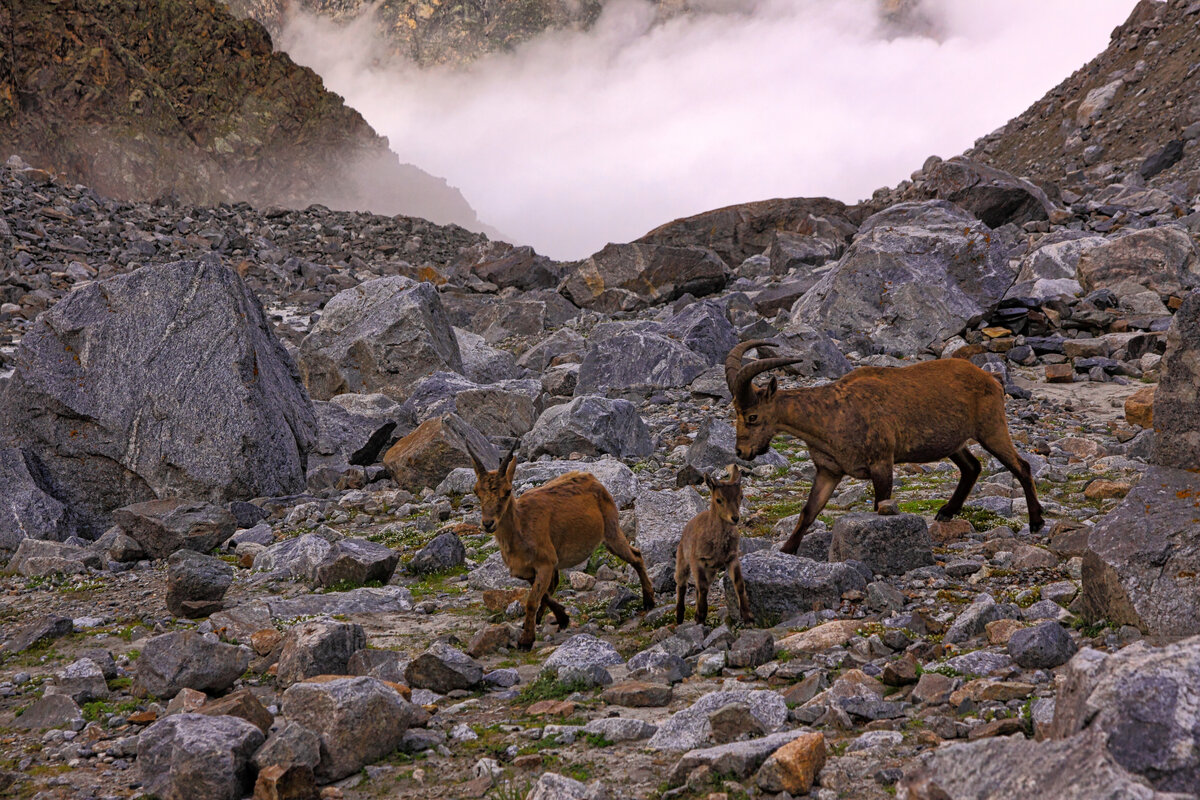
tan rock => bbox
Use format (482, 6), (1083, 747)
(777, 620), (861, 654)
(251, 628), (283, 656)
(929, 519), (973, 542)
(1124, 386), (1155, 427)
(165, 687), (207, 715)
(601, 681), (673, 707)
(254, 764), (319, 800)
(1083, 480), (1131, 500)
(526, 699), (575, 717)
(198, 687), (274, 733)
(755, 731), (826, 795)
(985, 619), (1025, 646)
(1045, 363), (1074, 383)
(911, 672), (955, 705)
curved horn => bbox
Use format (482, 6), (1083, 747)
(724, 340), (778, 397)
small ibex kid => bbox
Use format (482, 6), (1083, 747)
(674, 464), (754, 626)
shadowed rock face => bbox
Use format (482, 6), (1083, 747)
(0, 0), (486, 230)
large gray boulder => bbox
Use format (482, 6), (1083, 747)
(731, 550), (867, 623)
(137, 714), (264, 800)
(907, 157), (1057, 228)
(828, 513), (934, 575)
(1151, 292), (1200, 470)
(454, 378), (543, 438)
(773, 323), (854, 379)
(405, 641), (484, 693)
(662, 300), (739, 367)
(790, 201), (1015, 354)
(559, 242), (728, 312)
(112, 499), (236, 560)
(1048, 637), (1200, 795)
(281, 677), (421, 782)
(134, 631), (250, 699)
(1079, 466), (1200, 637)
(309, 393), (413, 472)
(0, 447), (66, 550)
(0, 257), (318, 537)
(166, 550), (233, 618)
(455, 327), (525, 384)
(298, 278), (462, 402)
(276, 620), (367, 685)
(685, 418), (788, 474)
(1076, 227), (1198, 298)
(252, 534), (399, 589)
(646, 689), (788, 751)
(6, 538), (96, 577)
(526, 396), (653, 459)
(576, 329), (708, 395)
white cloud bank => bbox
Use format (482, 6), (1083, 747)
(278, 0), (1137, 259)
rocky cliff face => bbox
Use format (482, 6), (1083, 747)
(0, 0), (487, 230)
(965, 0), (1200, 197)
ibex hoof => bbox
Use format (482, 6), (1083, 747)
(934, 510), (954, 522)
(555, 614), (571, 631)
(516, 638), (534, 652)
(1029, 517), (1046, 533)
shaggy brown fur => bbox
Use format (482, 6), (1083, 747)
(725, 342), (1044, 555)
(470, 449), (654, 649)
(675, 465), (754, 626)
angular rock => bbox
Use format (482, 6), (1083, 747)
(281, 676), (420, 781)
(137, 713), (264, 800)
(134, 631), (251, 699)
(298, 278), (461, 401)
(1, 614), (73, 655)
(382, 413), (498, 492)
(254, 534), (399, 589)
(347, 649), (411, 683)
(0, 257), (317, 537)
(276, 621), (367, 686)
(13, 693), (83, 730)
(197, 688), (273, 734)
(265, 586), (413, 619)
(512, 458), (639, 508)
(526, 772), (604, 800)
(407, 531), (466, 575)
(1151, 292), (1200, 470)
(755, 731), (826, 795)
(526, 396), (653, 459)
(559, 242), (728, 312)
(113, 499), (237, 560)
(1079, 466), (1200, 636)
(49, 658), (109, 704)
(254, 721), (323, 771)
(601, 681), (673, 708)
(791, 201), (1015, 353)
(253, 763), (319, 800)
(668, 730), (807, 785)
(663, 299), (739, 366)
(944, 595), (1022, 644)
(405, 641), (483, 692)
(576, 329), (708, 395)
(309, 394), (412, 472)
(828, 513), (934, 575)
(1077, 227), (1198, 298)
(6, 537), (95, 577)
(582, 716), (655, 743)
(453, 379), (542, 438)
(726, 631), (775, 669)
(1007, 621), (1077, 669)
(647, 689), (788, 751)
(455, 327), (525, 384)
(0, 447), (66, 550)
(166, 550), (234, 618)
(731, 550), (867, 623)
(544, 634), (624, 674)
(685, 418), (788, 474)
(633, 487), (708, 587)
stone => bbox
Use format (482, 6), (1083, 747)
(1050, 637), (1200, 794)
(708, 701), (767, 743)
(134, 631), (251, 699)
(1078, 466), (1200, 636)
(685, 417), (788, 473)
(49, 658), (108, 704)
(309, 394), (413, 474)
(1083, 480), (1131, 500)
(526, 772), (605, 800)
(281, 677), (419, 782)
(828, 513), (934, 575)
(526, 396), (653, 459)
(755, 731), (826, 795)
(913, 158), (1054, 228)
(407, 531), (466, 575)
(467, 624), (516, 658)
(138, 713), (264, 800)
(455, 327), (525, 384)
(298, 279), (461, 401)
(197, 688), (274, 734)
(662, 299), (738, 366)
(454, 379), (542, 438)
(12, 694), (83, 730)
(276, 621), (367, 686)
(113, 499), (237, 560)
(0, 258), (316, 537)
(731, 550), (867, 623)
(405, 641), (484, 692)
(254, 721), (322, 771)
(1124, 386), (1155, 428)
(347, 649), (411, 683)
(601, 681), (673, 707)
(727, 630), (775, 669)
(1, 614), (72, 655)
(1045, 363), (1074, 383)
(382, 413), (498, 492)
(265, 586), (413, 618)
(1007, 621), (1077, 669)
(467, 552), (528, 591)
(5, 538), (94, 577)
(544, 634), (624, 673)
(1151, 292), (1200, 469)
(0, 447), (66, 550)
(668, 730), (807, 785)
(511, 457), (640, 508)
(1077, 227), (1198, 299)
(944, 595), (1021, 644)
(911, 672), (956, 705)
(576, 329), (708, 395)
(986, 619), (1026, 646)
(253, 763), (319, 800)
(582, 717), (656, 743)
(166, 550), (234, 618)
(647, 690), (788, 751)
(791, 201), (1014, 353)
(253, 534), (399, 589)
(559, 242), (728, 312)
(938, 650), (1014, 677)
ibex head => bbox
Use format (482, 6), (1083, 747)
(725, 341), (802, 460)
(704, 464), (743, 525)
(469, 444), (518, 534)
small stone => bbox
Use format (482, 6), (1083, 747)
(726, 631), (775, 669)
(1123, 386), (1155, 427)
(601, 681), (673, 707)
(276, 621), (366, 686)
(755, 731), (826, 795)
(1083, 480), (1131, 500)
(967, 717), (1024, 740)
(1045, 364), (1074, 383)
(405, 642), (483, 692)
(708, 702), (766, 744)
(985, 619), (1025, 646)
(526, 699), (576, 717)
(1007, 621), (1077, 669)
(253, 763), (319, 800)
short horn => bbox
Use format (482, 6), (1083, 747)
(464, 439), (488, 474)
(499, 443), (518, 472)
(724, 340), (779, 398)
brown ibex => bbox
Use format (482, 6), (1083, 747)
(468, 447), (655, 650)
(725, 341), (1044, 555)
(675, 465), (754, 626)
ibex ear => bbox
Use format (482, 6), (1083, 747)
(503, 446), (519, 482)
(727, 464), (740, 483)
(765, 376), (778, 399)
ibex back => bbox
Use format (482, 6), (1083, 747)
(725, 341), (1044, 554)
(469, 448), (655, 649)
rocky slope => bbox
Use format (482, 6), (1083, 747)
(965, 0), (1200, 199)
(0, 0), (488, 230)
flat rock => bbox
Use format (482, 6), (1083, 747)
(828, 513), (934, 575)
(134, 631), (250, 699)
(731, 550), (867, 623)
(647, 689), (788, 751)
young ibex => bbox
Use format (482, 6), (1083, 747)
(725, 341), (1044, 554)
(674, 465), (754, 627)
(468, 446), (655, 650)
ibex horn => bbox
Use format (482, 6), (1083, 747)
(724, 341), (803, 406)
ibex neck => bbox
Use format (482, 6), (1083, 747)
(777, 385), (838, 453)
(493, 502), (524, 551)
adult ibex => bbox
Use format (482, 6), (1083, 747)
(675, 465), (754, 627)
(725, 341), (1044, 555)
(468, 447), (655, 650)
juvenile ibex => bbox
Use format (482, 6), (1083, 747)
(725, 341), (1044, 554)
(675, 465), (754, 626)
(468, 447), (655, 650)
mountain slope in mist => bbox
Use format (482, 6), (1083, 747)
(0, 0), (488, 231)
